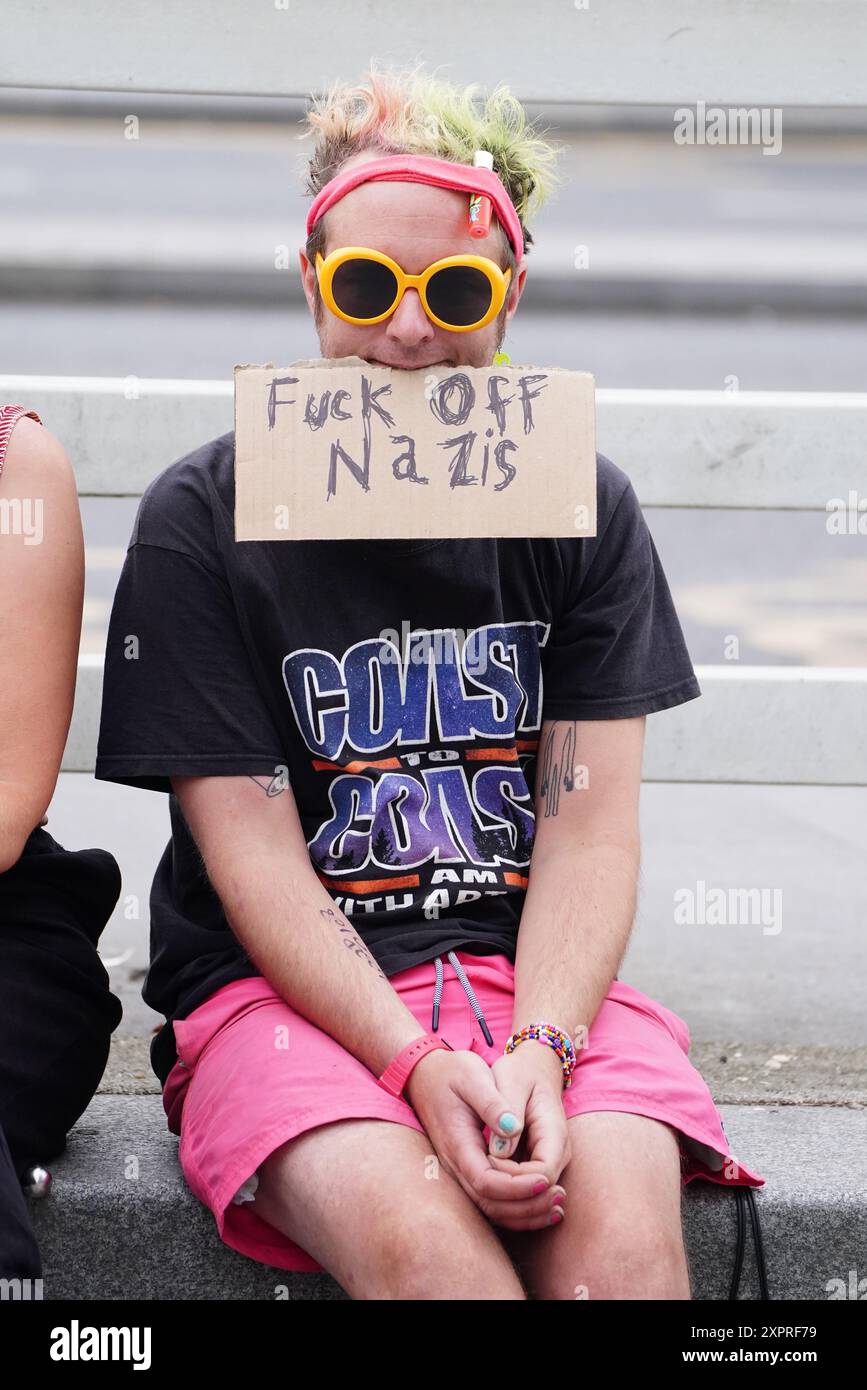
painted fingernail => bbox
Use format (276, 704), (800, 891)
(499, 1113), (519, 1133)
(491, 1137), (508, 1153)
(549, 1208), (564, 1225)
(532, 1179), (549, 1195)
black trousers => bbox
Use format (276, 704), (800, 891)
(0, 1122), (40, 1278)
(0, 827), (123, 1276)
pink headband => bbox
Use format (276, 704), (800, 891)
(306, 153), (524, 258)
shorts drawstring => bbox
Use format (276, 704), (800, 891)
(431, 952), (494, 1047)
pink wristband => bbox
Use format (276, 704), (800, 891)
(377, 1033), (454, 1098)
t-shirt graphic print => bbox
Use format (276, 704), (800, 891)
(279, 620), (544, 926)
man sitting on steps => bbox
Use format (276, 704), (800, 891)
(95, 60), (764, 1301)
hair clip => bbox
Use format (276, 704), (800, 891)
(468, 150), (494, 239)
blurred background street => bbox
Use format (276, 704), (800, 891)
(4, 91), (866, 665)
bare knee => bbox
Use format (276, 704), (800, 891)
(365, 1202), (527, 1300)
(256, 1122), (526, 1300)
(539, 1214), (691, 1301)
(524, 1112), (690, 1300)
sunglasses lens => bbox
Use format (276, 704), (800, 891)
(330, 258), (398, 319)
(426, 265), (495, 326)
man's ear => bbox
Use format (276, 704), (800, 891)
(299, 248), (316, 314)
(506, 257), (528, 320)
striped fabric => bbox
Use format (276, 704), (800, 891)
(0, 404), (43, 481)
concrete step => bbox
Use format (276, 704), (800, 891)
(6, 240), (867, 312)
(26, 1094), (867, 1301)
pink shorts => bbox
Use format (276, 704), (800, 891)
(162, 950), (765, 1272)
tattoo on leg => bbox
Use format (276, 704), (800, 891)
(319, 906), (389, 981)
(539, 722), (578, 817)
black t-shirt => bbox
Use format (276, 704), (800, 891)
(94, 431), (700, 1085)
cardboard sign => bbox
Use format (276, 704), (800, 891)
(234, 356), (596, 542)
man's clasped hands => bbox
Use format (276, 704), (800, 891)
(403, 1039), (572, 1231)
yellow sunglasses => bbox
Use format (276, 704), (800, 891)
(315, 246), (512, 333)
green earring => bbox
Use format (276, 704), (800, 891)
(492, 349), (511, 366)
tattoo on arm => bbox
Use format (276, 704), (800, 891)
(244, 771), (389, 982)
(538, 721), (577, 818)
(246, 766), (289, 798)
(319, 906), (389, 981)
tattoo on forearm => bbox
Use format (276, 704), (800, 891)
(539, 721), (578, 818)
(246, 765), (290, 798)
(319, 906), (389, 981)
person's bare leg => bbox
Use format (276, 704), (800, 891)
(254, 1117), (528, 1299)
(503, 1111), (691, 1300)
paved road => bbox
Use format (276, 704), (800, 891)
(2, 109), (867, 308)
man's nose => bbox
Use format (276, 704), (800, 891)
(386, 287), (435, 342)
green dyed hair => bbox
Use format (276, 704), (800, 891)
(300, 59), (565, 285)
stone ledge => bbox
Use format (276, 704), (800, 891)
(27, 1096), (867, 1301)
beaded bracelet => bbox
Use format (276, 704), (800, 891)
(504, 1022), (577, 1089)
